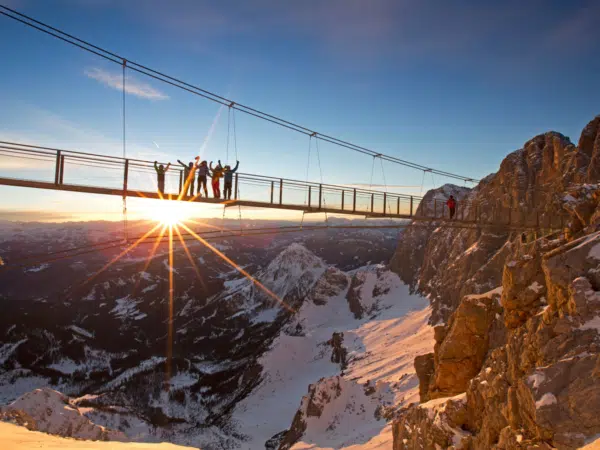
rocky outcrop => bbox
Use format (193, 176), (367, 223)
(346, 274), (366, 319)
(327, 332), (348, 370)
(390, 184), (471, 295)
(392, 394), (469, 450)
(0, 388), (126, 441)
(425, 288), (504, 401)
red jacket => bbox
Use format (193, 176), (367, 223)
(446, 198), (456, 209)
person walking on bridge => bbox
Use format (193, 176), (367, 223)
(447, 195), (457, 219)
(219, 160), (239, 200)
(154, 161), (171, 195)
(209, 161), (224, 199)
(196, 158), (210, 198)
(177, 159), (196, 197)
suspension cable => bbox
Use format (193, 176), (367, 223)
(0, 5), (479, 184)
(314, 137), (328, 226)
(379, 157), (389, 214)
(231, 107), (243, 234)
(122, 58), (128, 241)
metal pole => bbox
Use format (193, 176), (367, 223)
(234, 174), (239, 200)
(397, 197), (400, 215)
(371, 193), (374, 213)
(410, 196), (413, 217)
(383, 192), (387, 215)
(341, 190), (345, 210)
(123, 159), (129, 194)
(308, 186), (312, 208)
(178, 171), (183, 193)
(353, 189), (356, 212)
(54, 150), (61, 185)
(279, 179), (283, 205)
(270, 180), (274, 204)
(319, 184), (322, 209)
(59, 155), (65, 185)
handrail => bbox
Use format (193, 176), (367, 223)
(0, 141), (424, 200)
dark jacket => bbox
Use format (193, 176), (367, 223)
(222, 161), (239, 183)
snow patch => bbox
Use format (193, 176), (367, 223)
(536, 392), (557, 408)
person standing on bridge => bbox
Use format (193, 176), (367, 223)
(154, 161), (171, 195)
(209, 161), (224, 198)
(446, 195), (457, 219)
(177, 159), (196, 197)
(196, 158), (210, 198)
(219, 160), (239, 200)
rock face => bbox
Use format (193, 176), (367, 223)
(0, 388), (126, 441)
(426, 289), (504, 401)
(393, 115), (600, 450)
(328, 332), (348, 370)
(392, 394), (469, 450)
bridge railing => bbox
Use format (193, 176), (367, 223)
(0, 141), (423, 216)
(414, 197), (569, 230)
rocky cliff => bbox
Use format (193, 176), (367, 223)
(392, 115), (600, 449)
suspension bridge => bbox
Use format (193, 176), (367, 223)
(0, 141), (567, 231)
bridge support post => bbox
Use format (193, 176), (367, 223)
(353, 189), (356, 212)
(319, 184), (322, 209)
(308, 186), (312, 208)
(270, 180), (274, 204)
(234, 174), (239, 200)
(123, 159), (129, 194)
(54, 150), (61, 185)
(59, 155), (65, 185)
(341, 190), (345, 210)
(410, 196), (413, 217)
(383, 193), (387, 215)
(279, 179), (283, 205)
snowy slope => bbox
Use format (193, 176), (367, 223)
(232, 263), (432, 449)
(0, 421), (194, 449)
(292, 306), (432, 450)
(1, 388), (126, 441)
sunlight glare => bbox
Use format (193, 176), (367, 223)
(148, 200), (192, 226)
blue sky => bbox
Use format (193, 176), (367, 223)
(1, 0), (599, 221)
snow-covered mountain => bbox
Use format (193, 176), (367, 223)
(0, 221), (421, 448)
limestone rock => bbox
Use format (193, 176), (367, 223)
(414, 352), (434, 402)
(392, 394), (469, 450)
(328, 331), (348, 370)
(502, 253), (547, 329)
(428, 288), (503, 399)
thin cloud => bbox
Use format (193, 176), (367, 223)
(84, 67), (169, 100)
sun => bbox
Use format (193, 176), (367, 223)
(148, 200), (191, 226)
